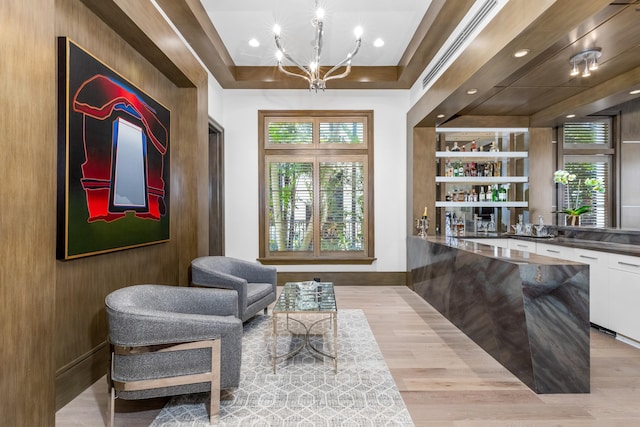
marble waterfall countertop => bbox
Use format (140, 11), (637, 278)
(408, 236), (590, 394)
(461, 226), (640, 257)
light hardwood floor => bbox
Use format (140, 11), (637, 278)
(56, 286), (640, 426)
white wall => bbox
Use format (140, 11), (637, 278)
(220, 89), (409, 272)
(207, 72), (224, 123)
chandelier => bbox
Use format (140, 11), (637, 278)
(569, 48), (601, 78)
(273, 1), (363, 91)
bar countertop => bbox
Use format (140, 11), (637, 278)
(408, 235), (590, 394)
(425, 235), (584, 265)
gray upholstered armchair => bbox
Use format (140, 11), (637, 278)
(105, 284), (243, 426)
(191, 256), (277, 322)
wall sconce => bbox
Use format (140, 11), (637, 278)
(569, 48), (601, 78)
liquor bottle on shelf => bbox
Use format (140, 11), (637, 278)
(498, 185), (507, 201)
(489, 141), (499, 152)
(479, 186), (486, 202)
(445, 158), (453, 177)
(484, 161), (493, 177)
(471, 139), (477, 152)
(457, 161), (464, 177)
(477, 161), (485, 177)
(451, 141), (461, 151)
(491, 185), (499, 202)
(493, 160), (502, 177)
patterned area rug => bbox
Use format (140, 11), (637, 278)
(151, 309), (414, 426)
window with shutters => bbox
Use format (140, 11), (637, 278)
(258, 110), (374, 264)
(561, 119), (613, 227)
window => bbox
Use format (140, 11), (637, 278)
(561, 119), (613, 227)
(259, 111), (374, 264)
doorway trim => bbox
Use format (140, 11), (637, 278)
(208, 118), (225, 255)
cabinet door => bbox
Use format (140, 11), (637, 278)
(464, 238), (509, 248)
(608, 254), (640, 342)
(536, 243), (574, 260)
(508, 239), (536, 253)
(572, 249), (609, 329)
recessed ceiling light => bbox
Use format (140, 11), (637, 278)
(630, 89), (640, 95)
(248, 38), (260, 47)
(513, 49), (530, 58)
(566, 114), (576, 118)
(436, 114), (445, 118)
(466, 88), (478, 95)
(373, 38), (384, 48)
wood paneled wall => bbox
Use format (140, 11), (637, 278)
(619, 98), (640, 228)
(0, 1), (57, 425)
(408, 127), (436, 238)
(529, 128), (555, 224)
(0, 0), (209, 423)
(54, 0), (209, 411)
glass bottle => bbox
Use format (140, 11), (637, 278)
(499, 185), (507, 201)
(479, 186), (486, 202)
(445, 158), (453, 177)
(451, 141), (461, 151)
(491, 185), (499, 202)
(488, 214), (496, 232)
(493, 160), (502, 177)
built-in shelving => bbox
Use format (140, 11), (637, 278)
(436, 176), (528, 184)
(436, 201), (528, 208)
(435, 151), (528, 159)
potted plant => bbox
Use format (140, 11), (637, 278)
(553, 169), (604, 226)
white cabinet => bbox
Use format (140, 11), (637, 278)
(536, 242), (574, 260)
(571, 248), (610, 329)
(608, 253), (640, 342)
(463, 238), (509, 249)
(508, 239), (536, 253)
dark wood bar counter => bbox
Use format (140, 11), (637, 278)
(408, 236), (590, 394)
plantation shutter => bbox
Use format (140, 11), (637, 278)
(267, 121), (313, 145)
(563, 121), (610, 146)
(563, 158), (609, 227)
(562, 119), (612, 227)
(267, 160), (313, 252)
(319, 160), (365, 252)
(319, 120), (365, 145)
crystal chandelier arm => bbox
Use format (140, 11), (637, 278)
(313, 20), (324, 72)
(275, 34), (312, 78)
(323, 38), (361, 81)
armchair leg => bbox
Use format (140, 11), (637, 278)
(108, 386), (115, 427)
(209, 340), (221, 425)
(108, 350), (115, 427)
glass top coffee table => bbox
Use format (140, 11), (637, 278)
(271, 281), (338, 373)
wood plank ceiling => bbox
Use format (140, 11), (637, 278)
(157, 0), (640, 127)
